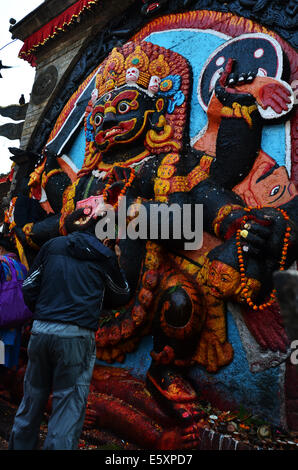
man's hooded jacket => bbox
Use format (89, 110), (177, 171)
(22, 232), (130, 331)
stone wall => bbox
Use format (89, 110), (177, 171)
(20, 36), (86, 150)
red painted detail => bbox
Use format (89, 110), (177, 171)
(147, 3), (160, 13)
(258, 83), (292, 114)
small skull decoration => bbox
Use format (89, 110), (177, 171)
(126, 67), (140, 84)
(148, 75), (161, 94)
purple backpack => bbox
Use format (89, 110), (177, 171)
(0, 256), (32, 328)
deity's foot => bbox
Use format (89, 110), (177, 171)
(146, 363), (208, 449)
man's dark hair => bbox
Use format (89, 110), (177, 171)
(0, 233), (16, 253)
(64, 208), (97, 235)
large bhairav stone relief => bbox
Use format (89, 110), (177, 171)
(5, 10), (298, 448)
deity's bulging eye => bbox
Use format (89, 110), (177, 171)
(94, 114), (103, 127)
(270, 185), (280, 196)
(118, 101), (131, 114)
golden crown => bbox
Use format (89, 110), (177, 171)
(95, 45), (171, 97)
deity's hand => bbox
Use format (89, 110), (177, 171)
(103, 165), (137, 208)
(103, 180), (125, 207)
(247, 207), (297, 266)
(251, 79), (293, 115)
(215, 58), (257, 107)
(237, 217), (272, 256)
(112, 165), (134, 182)
(215, 58), (293, 119)
(230, 75), (293, 118)
(218, 207), (273, 256)
(13, 226), (28, 248)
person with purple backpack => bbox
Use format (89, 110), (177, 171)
(0, 234), (29, 375)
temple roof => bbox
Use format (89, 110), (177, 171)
(10, 0), (79, 41)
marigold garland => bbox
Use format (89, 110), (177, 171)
(236, 206), (291, 311)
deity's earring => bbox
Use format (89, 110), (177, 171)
(148, 116), (163, 132)
(145, 115), (174, 149)
(145, 99), (175, 150)
(149, 98), (167, 131)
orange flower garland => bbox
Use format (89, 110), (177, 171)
(102, 163), (136, 210)
(236, 206), (291, 311)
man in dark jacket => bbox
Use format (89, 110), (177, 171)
(9, 208), (130, 450)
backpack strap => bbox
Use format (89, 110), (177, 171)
(0, 255), (8, 283)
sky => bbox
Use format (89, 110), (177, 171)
(0, 0), (44, 175)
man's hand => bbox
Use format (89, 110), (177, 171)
(102, 239), (121, 264)
(115, 244), (121, 264)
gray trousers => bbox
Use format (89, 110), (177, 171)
(9, 321), (96, 450)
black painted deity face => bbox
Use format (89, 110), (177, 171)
(91, 86), (158, 152)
